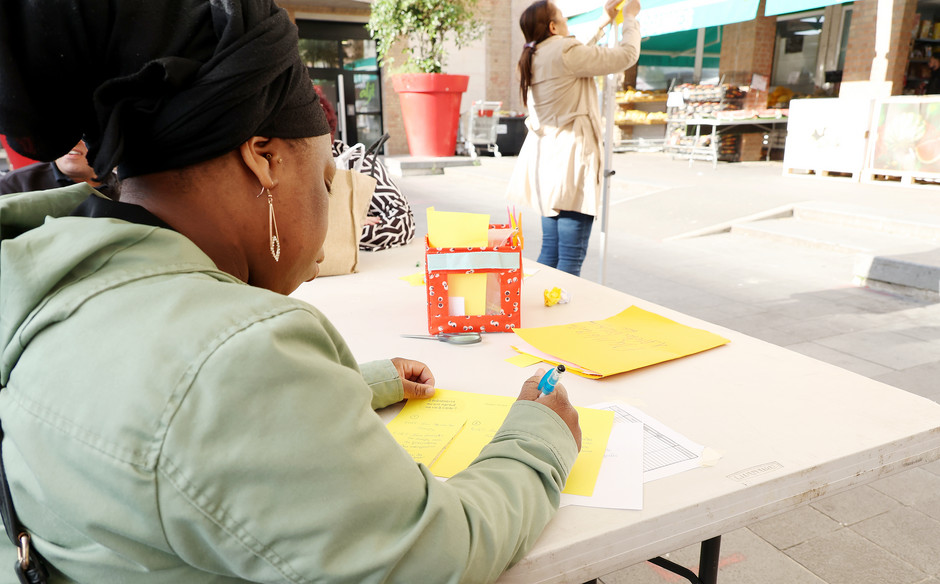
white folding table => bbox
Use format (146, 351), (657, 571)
(292, 244), (940, 584)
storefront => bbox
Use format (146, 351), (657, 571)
(767, 3), (854, 101)
(905, 1), (940, 94)
(296, 20), (385, 147)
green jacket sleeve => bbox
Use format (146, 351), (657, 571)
(359, 359), (404, 410)
(156, 306), (577, 584)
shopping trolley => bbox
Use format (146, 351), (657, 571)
(464, 100), (502, 159)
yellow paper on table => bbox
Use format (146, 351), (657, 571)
(386, 394), (469, 467)
(512, 306), (730, 378)
(387, 389), (614, 497)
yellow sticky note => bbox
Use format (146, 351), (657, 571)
(427, 207), (490, 248)
(387, 389), (614, 497)
(513, 306), (730, 378)
(505, 353), (545, 368)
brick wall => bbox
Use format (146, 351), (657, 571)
(380, 42), (409, 155)
(892, 0), (919, 93)
(841, 0), (917, 95)
(718, 0), (776, 109)
(842, 0), (876, 82)
(479, 0), (514, 110)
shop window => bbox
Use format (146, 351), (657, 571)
(297, 21), (384, 147)
(837, 7), (852, 72)
(299, 39), (341, 69)
(771, 11), (824, 95)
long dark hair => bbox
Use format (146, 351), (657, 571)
(518, 0), (557, 107)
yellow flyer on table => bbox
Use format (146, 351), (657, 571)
(387, 389), (615, 497)
(512, 306), (730, 378)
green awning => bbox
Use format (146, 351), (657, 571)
(639, 27), (721, 68)
(764, 0), (849, 17)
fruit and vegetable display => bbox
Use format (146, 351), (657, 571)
(614, 109), (669, 124)
(669, 83), (747, 119)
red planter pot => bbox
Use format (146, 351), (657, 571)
(0, 134), (40, 170)
(392, 74), (469, 157)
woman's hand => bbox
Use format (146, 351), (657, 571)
(622, 0), (641, 19)
(517, 369), (581, 451)
(604, 0), (622, 19)
(391, 357), (436, 399)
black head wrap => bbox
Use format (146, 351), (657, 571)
(0, 0), (330, 179)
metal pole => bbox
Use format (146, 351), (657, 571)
(598, 21), (618, 285)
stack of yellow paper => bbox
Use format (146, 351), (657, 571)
(387, 389), (614, 497)
(511, 306), (730, 378)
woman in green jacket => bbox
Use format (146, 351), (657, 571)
(0, 1), (581, 582)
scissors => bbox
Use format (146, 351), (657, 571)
(400, 333), (482, 345)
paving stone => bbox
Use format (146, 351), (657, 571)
(774, 316), (873, 344)
(922, 458), (940, 476)
(749, 505), (842, 549)
(815, 330), (940, 370)
(810, 485), (899, 526)
(870, 468), (940, 507)
(756, 296), (856, 320)
(875, 361), (940, 400)
(852, 506), (940, 574)
(599, 528), (824, 584)
(785, 528), (926, 584)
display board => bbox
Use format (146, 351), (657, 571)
(783, 97), (873, 178)
(868, 96), (940, 181)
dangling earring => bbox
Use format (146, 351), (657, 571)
(258, 186), (281, 261)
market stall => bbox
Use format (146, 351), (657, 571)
(664, 83), (788, 165)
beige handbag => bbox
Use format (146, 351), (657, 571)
(318, 144), (376, 277)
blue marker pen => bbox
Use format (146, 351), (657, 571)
(538, 364), (566, 397)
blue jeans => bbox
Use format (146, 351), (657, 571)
(538, 211), (593, 277)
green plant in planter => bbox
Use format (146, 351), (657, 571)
(368, 0), (486, 74)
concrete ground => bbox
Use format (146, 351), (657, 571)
(391, 151), (940, 584)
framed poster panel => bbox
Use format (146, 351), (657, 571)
(783, 97), (873, 178)
(867, 96), (940, 180)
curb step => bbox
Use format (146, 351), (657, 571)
(729, 202), (940, 299)
(384, 156), (479, 176)
(793, 201), (940, 243)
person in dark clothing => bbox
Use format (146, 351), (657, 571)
(0, 140), (118, 196)
(925, 56), (940, 94)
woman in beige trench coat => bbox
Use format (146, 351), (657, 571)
(508, 0), (641, 276)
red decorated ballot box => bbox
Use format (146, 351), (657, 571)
(425, 225), (522, 334)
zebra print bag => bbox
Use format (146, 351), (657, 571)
(332, 135), (415, 252)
